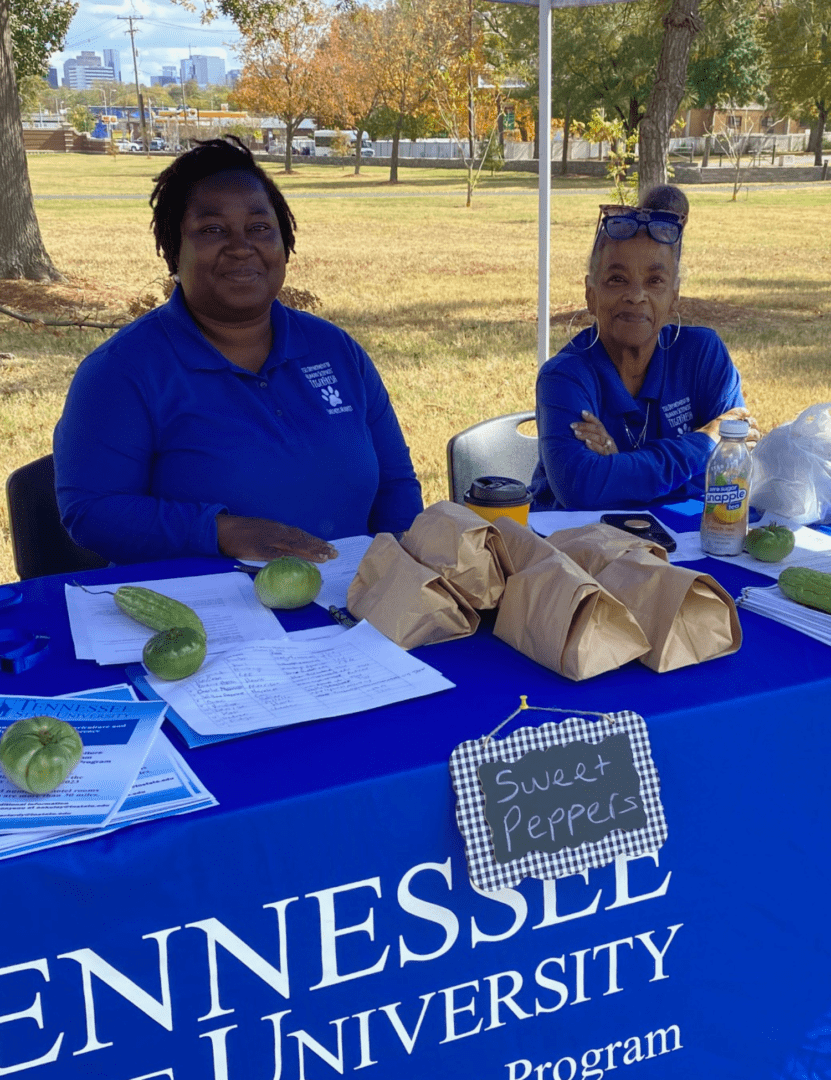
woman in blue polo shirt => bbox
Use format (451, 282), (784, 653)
(54, 138), (422, 565)
(529, 186), (759, 511)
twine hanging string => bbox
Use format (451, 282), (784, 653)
(483, 695), (615, 745)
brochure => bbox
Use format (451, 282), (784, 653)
(0, 693), (166, 829)
(0, 686), (217, 860)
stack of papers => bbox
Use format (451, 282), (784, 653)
(737, 585), (831, 646)
(129, 620), (456, 749)
(0, 686), (216, 860)
(66, 572), (288, 665)
(64, 554), (455, 750)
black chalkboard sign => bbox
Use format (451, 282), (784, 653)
(478, 734), (646, 864)
(449, 710), (666, 892)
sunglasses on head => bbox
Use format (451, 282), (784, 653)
(596, 205), (686, 246)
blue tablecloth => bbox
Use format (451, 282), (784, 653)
(0, 534), (829, 1080)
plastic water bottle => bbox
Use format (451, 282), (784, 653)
(700, 419), (752, 556)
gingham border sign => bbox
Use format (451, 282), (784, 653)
(449, 711), (667, 892)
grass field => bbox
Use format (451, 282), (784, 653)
(1, 156), (829, 582)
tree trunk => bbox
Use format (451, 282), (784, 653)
(560, 100), (570, 176)
(390, 116), (403, 182)
(0, 0), (62, 281)
(812, 103), (827, 166)
(637, 0), (702, 199)
(283, 119), (294, 174)
(354, 127), (364, 176)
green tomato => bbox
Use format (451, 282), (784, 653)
(143, 626), (207, 680)
(254, 556), (323, 610)
(745, 524), (796, 563)
(0, 717), (84, 795)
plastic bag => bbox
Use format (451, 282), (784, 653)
(750, 404), (831, 524)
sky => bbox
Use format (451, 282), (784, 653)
(50, 0), (243, 83)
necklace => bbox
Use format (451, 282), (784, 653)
(623, 402), (650, 450)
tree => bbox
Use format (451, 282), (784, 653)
(430, 0), (502, 205)
(375, 0), (457, 182)
(478, 1), (538, 149)
(550, 2), (666, 141)
(687, 8), (768, 124)
(585, 109), (639, 202)
(637, 0), (702, 196)
(0, 0), (72, 280)
(686, 4), (768, 163)
(68, 103), (94, 133)
(233, 0), (328, 173)
(312, 5), (385, 176)
(9, 0), (74, 79)
(763, 0), (831, 166)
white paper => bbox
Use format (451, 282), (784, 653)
(66, 572), (287, 665)
(703, 512), (831, 579)
(213, 535), (373, 614)
(528, 509), (697, 563)
(314, 535), (374, 610)
(144, 619), (455, 736)
(737, 583), (831, 646)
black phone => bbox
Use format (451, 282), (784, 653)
(600, 513), (677, 553)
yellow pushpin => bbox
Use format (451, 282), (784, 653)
(519, 695), (529, 709)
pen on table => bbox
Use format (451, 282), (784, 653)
(329, 606), (358, 629)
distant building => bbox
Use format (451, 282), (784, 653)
(47, 67), (58, 89)
(226, 70), (241, 87)
(103, 49), (121, 82)
(180, 55), (225, 88)
(151, 75), (178, 87)
(63, 50), (116, 89)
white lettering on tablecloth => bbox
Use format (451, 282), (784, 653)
(0, 854), (675, 1078)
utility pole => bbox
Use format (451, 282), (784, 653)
(118, 14), (149, 153)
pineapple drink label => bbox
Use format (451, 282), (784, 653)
(700, 418), (753, 557)
(701, 474), (750, 556)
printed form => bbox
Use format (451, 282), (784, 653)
(144, 619), (455, 736)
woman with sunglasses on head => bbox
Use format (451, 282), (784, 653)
(529, 184), (758, 511)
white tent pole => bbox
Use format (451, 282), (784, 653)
(537, 0), (552, 370)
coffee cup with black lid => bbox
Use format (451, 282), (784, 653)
(463, 476), (532, 526)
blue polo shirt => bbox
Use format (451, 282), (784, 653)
(529, 325), (744, 510)
(54, 288), (423, 564)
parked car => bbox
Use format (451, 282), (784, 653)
(116, 140), (142, 153)
(149, 138), (167, 151)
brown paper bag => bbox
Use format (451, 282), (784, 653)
(494, 549), (650, 680)
(546, 523), (669, 577)
(491, 515), (557, 573)
(347, 533), (479, 649)
(400, 501), (512, 609)
(595, 548), (742, 672)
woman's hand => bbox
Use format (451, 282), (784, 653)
(216, 515), (339, 563)
(696, 407), (760, 449)
(571, 410), (619, 456)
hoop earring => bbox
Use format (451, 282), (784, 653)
(664, 310), (681, 348)
(569, 309), (600, 349)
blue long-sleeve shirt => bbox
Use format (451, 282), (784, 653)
(54, 288), (422, 564)
(529, 325), (744, 511)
